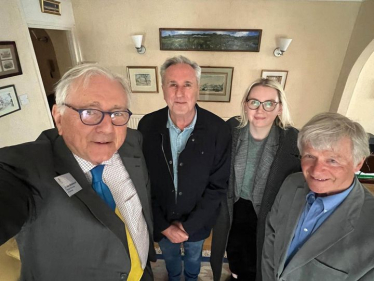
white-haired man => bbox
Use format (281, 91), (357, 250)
(262, 112), (374, 280)
(0, 64), (155, 281)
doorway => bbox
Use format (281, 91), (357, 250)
(28, 28), (73, 112)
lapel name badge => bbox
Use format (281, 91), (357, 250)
(55, 173), (82, 197)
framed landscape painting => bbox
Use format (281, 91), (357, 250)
(0, 41), (23, 80)
(198, 67), (234, 102)
(261, 70), (288, 89)
(127, 66), (159, 93)
(0, 85), (21, 118)
(160, 28), (262, 52)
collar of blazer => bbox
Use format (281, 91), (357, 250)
(279, 177), (364, 278)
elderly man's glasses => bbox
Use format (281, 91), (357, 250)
(246, 99), (280, 112)
(63, 103), (132, 126)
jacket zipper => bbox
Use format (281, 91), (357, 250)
(161, 133), (177, 204)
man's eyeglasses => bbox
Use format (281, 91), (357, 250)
(246, 99), (280, 112)
(63, 103), (132, 126)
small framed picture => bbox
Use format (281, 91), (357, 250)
(261, 70), (288, 89)
(0, 42), (23, 80)
(40, 0), (61, 15)
(0, 85), (21, 118)
(127, 66), (159, 93)
(198, 67), (234, 102)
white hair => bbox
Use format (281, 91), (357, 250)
(54, 63), (131, 114)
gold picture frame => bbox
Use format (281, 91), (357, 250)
(40, 0), (61, 15)
(127, 66), (159, 93)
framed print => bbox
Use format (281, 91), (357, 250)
(40, 0), (61, 15)
(0, 85), (21, 118)
(127, 66), (159, 93)
(198, 67), (234, 102)
(160, 28), (262, 52)
(0, 42), (23, 79)
(261, 70), (288, 89)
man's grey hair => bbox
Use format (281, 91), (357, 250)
(298, 112), (370, 165)
(160, 55), (201, 85)
(55, 63), (131, 114)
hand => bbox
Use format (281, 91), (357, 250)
(172, 221), (186, 232)
(161, 224), (189, 243)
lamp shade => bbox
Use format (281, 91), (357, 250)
(278, 38), (292, 52)
(132, 35), (143, 48)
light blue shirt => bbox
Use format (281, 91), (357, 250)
(167, 110), (197, 198)
(286, 182), (354, 264)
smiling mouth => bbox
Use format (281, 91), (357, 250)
(311, 176), (328, 181)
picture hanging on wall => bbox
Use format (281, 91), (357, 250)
(159, 28), (262, 52)
(198, 67), (234, 102)
(261, 70), (288, 89)
(0, 85), (21, 118)
(0, 42), (23, 80)
(40, 0), (61, 15)
(127, 66), (159, 93)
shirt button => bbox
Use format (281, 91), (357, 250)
(120, 273), (128, 280)
(192, 138), (195, 142)
(179, 192), (183, 196)
(179, 163), (183, 166)
(304, 228), (308, 232)
(169, 160), (172, 164)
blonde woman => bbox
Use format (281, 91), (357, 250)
(211, 79), (301, 281)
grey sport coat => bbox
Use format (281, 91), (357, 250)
(262, 172), (374, 281)
(0, 128), (156, 281)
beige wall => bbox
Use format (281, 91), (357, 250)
(71, 0), (360, 129)
(346, 49), (374, 134)
(0, 0), (52, 147)
(330, 0), (374, 114)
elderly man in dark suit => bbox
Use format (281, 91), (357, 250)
(0, 64), (155, 281)
(262, 112), (374, 281)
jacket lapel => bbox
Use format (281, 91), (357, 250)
(281, 178), (364, 278)
(52, 136), (129, 249)
(276, 181), (309, 275)
(233, 126), (249, 199)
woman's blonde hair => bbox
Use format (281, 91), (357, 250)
(237, 78), (293, 129)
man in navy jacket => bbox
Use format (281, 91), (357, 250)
(138, 55), (231, 281)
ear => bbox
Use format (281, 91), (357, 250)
(354, 157), (366, 173)
(52, 104), (63, 135)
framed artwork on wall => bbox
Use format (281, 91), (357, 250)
(127, 66), (159, 93)
(0, 85), (21, 118)
(198, 67), (234, 102)
(40, 0), (61, 15)
(159, 28), (262, 52)
(0, 41), (23, 80)
(261, 70), (288, 89)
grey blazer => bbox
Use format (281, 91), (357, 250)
(0, 128), (156, 281)
(262, 172), (374, 281)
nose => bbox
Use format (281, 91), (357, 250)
(310, 159), (325, 174)
(175, 86), (184, 97)
(96, 113), (114, 133)
(256, 103), (266, 113)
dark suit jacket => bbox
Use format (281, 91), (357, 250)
(0, 128), (156, 281)
(138, 105), (231, 242)
(262, 172), (374, 281)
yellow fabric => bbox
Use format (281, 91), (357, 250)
(115, 208), (144, 281)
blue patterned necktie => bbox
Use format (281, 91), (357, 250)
(90, 165), (116, 210)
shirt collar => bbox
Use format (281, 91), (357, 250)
(167, 109), (197, 132)
(73, 153), (118, 174)
(306, 181), (355, 212)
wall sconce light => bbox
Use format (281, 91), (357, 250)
(274, 38), (292, 57)
(131, 35), (146, 54)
